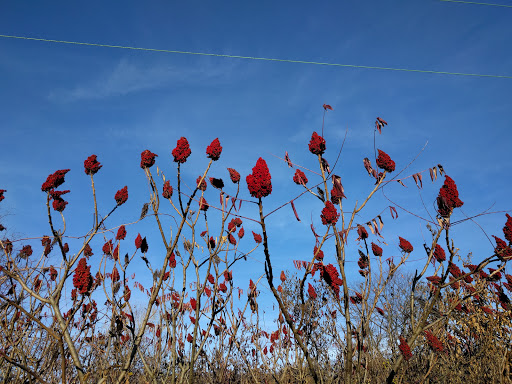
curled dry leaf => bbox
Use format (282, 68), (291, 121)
(291, 200), (301, 222)
(332, 175), (346, 199)
(284, 151), (293, 168)
(363, 157), (374, 177)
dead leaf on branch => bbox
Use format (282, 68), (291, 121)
(290, 200), (301, 222)
(412, 173), (423, 189)
(284, 151), (293, 168)
(140, 203), (149, 220)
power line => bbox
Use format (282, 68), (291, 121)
(438, 0), (512, 8)
(1, 33), (511, 79)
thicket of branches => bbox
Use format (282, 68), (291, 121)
(0, 107), (511, 384)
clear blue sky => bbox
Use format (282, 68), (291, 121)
(0, 1), (510, 320)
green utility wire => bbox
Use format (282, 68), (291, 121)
(1, 33), (511, 79)
(438, 0), (512, 7)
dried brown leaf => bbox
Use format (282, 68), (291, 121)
(290, 200), (301, 222)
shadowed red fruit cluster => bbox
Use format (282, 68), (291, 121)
(371, 242), (383, 256)
(162, 180), (173, 198)
(308, 132), (326, 155)
(73, 258), (93, 295)
(376, 149), (395, 173)
(399, 337), (413, 361)
(433, 244), (446, 262)
(227, 168), (240, 183)
(399, 236), (414, 253)
(437, 176), (463, 217)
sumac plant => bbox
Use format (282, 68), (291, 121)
(0, 108), (511, 384)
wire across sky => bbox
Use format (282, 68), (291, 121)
(0, 33), (511, 80)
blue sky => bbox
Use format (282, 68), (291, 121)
(0, 0), (511, 325)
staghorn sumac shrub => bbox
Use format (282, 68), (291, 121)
(0, 106), (510, 384)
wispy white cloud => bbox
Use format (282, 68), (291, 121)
(48, 56), (242, 102)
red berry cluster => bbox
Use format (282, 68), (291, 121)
(135, 234), (143, 249)
(84, 155), (102, 175)
(49, 266), (58, 281)
(0, 189), (6, 203)
(41, 236), (51, 256)
(168, 252), (177, 268)
(116, 225), (127, 241)
(227, 168), (240, 183)
(228, 217), (243, 233)
(73, 258), (93, 295)
(252, 231), (262, 244)
(199, 197), (209, 211)
(493, 236), (512, 261)
(433, 244), (446, 262)
(115, 186), (128, 206)
(376, 149), (395, 173)
(371, 242), (383, 257)
(111, 266), (120, 283)
(320, 201), (339, 226)
(448, 262), (462, 278)
(357, 225), (368, 240)
(1, 239), (12, 254)
(17, 245), (32, 258)
(426, 275), (442, 285)
(437, 176), (463, 217)
(84, 244), (93, 257)
(308, 132), (326, 155)
(50, 190), (70, 212)
(206, 138), (222, 161)
(313, 246), (324, 261)
(398, 236), (414, 253)
(331, 187), (343, 204)
(314, 263), (343, 298)
(103, 240), (114, 256)
(504, 214), (512, 243)
(293, 169), (308, 185)
(196, 176), (207, 191)
(52, 197), (68, 212)
(350, 292), (363, 304)
(41, 169), (70, 192)
(246, 158), (272, 198)
(140, 150), (158, 169)
(172, 137), (192, 164)
(399, 337), (413, 361)
(424, 331), (444, 353)
(308, 283), (317, 299)
(162, 180), (173, 199)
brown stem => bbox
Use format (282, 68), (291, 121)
(258, 198), (320, 384)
